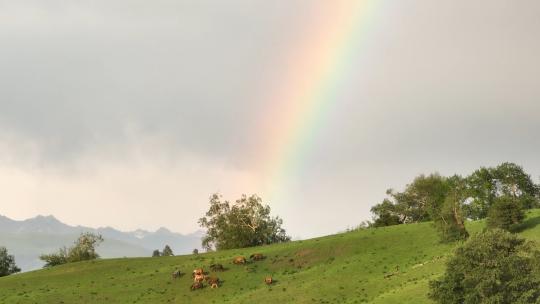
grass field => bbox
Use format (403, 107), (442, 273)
(2, 210), (540, 304)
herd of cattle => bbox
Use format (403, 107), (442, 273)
(171, 253), (273, 291)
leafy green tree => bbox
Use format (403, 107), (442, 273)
(370, 198), (403, 227)
(152, 249), (161, 257)
(371, 174), (449, 226)
(429, 229), (540, 304)
(162, 245), (174, 256)
(68, 232), (103, 262)
(464, 163), (539, 219)
(40, 232), (103, 268)
(192, 249), (199, 255)
(431, 175), (469, 242)
(493, 163), (538, 205)
(0, 247), (20, 277)
(463, 167), (495, 219)
(487, 195), (525, 231)
(198, 193), (291, 250)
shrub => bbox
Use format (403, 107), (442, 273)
(487, 196), (525, 231)
(429, 229), (540, 303)
(40, 232), (103, 267)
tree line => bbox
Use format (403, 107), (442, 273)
(369, 162), (539, 241)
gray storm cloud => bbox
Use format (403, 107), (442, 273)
(0, 0), (539, 238)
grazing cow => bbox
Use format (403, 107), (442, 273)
(193, 274), (205, 283)
(205, 276), (220, 288)
(192, 268), (204, 277)
(232, 256), (247, 265)
(190, 282), (204, 291)
(250, 253), (265, 261)
(210, 264), (225, 272)
(171, 270), (182, 279)
(264, 276), (273, 285)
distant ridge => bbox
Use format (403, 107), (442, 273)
(0, 214), (203, 272)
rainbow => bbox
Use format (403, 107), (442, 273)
(256, 1), (378, 198)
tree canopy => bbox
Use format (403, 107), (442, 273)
(464, 162), (539, 219)
(370, 174), (449, 227)
(370, 163), (539, 231)
(198, 193), (291, 250)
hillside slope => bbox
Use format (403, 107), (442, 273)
(2, 210), (540, 304)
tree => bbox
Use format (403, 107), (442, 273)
(370, 163), (539, 226)
(68, 232), (103, 262)
(493, 163), (538, 207)
(429, 229), (540, 304)
(198, 193), (291, 250)
(431, 175), (469, 242)
(370, 174), (449, 226)
(370, 198), (403, 227)
(0, 247), (20, 277)
(192, 249), (199, 255)
(40, 232), (103, 267)
(152, 250), (161, 257)
(464, 163), (539, 219)
(162, 245), (174, 256)
(463, 167), (496, 220)
(487, 196), (525, 231)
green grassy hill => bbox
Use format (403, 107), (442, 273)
(2, 210), (540, 304)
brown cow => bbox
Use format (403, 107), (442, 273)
(232, 256), (247, 265)
(264, 276), (273, 285)
(250, 253), (265, 261)
(205, 276), (220, 289)
(192, 268), (204, 277)
(190, 282), (204, 291)
(193, 274), (205, 283)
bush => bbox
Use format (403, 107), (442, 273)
(39, 247), (69, 267)
(429, 229), (540, 303)
(0, 247), (21, 277)
(40, 232), (103, 267)
(487, 196), (525, 231)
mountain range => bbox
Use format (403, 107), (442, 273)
(0, 214), (203, 272)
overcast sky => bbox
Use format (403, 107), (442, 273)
(1, 0), (539, 239)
